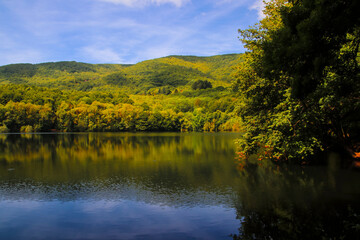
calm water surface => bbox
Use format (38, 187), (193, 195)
(0, 133), (359, 240)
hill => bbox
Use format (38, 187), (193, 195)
(0, 54), (242, 93)
(0, 54), (245, 133)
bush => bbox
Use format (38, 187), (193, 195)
(0, 125), (9, 133)
(191, 80), (212, 90)
(20, 125), (34, 133)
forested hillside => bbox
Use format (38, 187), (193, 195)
(0, 54), (242, 93)
(0, 54), (243, 133)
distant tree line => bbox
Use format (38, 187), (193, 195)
(0, 84), (242, 133)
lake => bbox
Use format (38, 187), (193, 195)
(0, 133), (359, 239)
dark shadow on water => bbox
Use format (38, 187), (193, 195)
(231, 157), (360, 240)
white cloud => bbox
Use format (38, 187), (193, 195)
(97, 0), (190, 7)
(0, 49), (44, 65)
(153, 0), (189, 7)
(141, 46), (175, 60)
(250, 0), (265, 20)
(0, 0), (252, 65)
(82, 46), (124, 63)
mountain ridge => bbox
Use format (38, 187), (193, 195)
(0, 53), (242, 93)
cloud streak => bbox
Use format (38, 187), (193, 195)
(82, 46), (124, 63)
(0, 0), (258, 65)
(0, 49), (44, 66)
(97, 0), (190, 7)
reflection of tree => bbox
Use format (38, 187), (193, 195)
(0, 133), (240, 206)
(232, 160), (360, 240)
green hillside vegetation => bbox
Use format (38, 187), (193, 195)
(37, 61), (96, 73)
(0, 54), (244, 133)
(0, 54), (242, 94)
(0, 84), (243, 133)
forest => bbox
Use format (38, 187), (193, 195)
(0, 0), (359, 165)
(0, 54), (243, 133)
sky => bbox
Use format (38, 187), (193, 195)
(0, 0), (265, 65)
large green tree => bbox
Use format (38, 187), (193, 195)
(263, 0), (360, 98)
(234, 0), (360, 164)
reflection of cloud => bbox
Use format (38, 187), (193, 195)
(0, 198), (238, 239)
(78, 200), (238, 239)
(81, 200), (121, 213)
(97, 0), (190, 7)
(1, 200), (42, 210)
(0, 200), (42, 223)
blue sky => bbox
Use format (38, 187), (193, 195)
(0, 0), (264, 65)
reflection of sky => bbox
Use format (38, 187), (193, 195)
(0, 179), (237, 208)
(0, 133), (241, 239)
(0, 199), (238, 239)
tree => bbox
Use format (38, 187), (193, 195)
(234, 0), (360, 164)
(191, 80), (212, 90)
(103, 72), (129, 86)
(262, 0), (360, 98)
(262, 0), (360, 158)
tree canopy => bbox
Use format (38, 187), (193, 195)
(191, 80), (213, 90)
(234, 0), (360, 164)
(263, 0), (360, 98)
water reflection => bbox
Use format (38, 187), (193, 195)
(0, 134), (240, 188)
(232, 157), (360, 240)
(0, 133), (359, 239)
(0, 133), (240, 206)
(0, 133), (241, 240)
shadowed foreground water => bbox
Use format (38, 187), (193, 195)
(0, 133), (359, 239)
